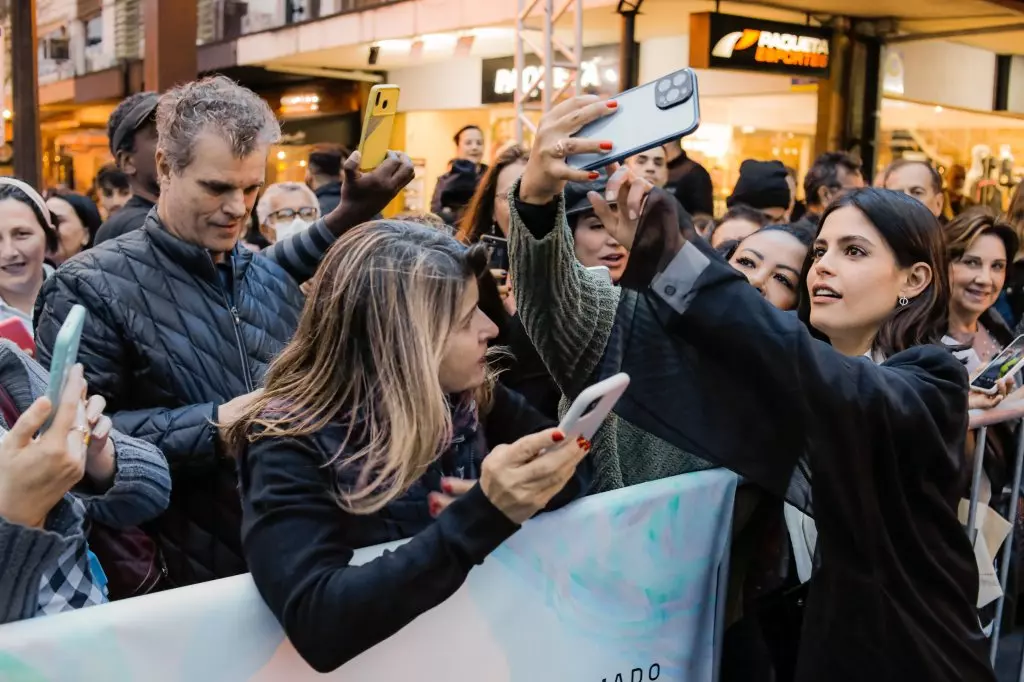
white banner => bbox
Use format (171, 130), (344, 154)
(0, 471), (738, 682)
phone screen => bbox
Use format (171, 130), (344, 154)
(481, 235), (509, 272)
(971, 334), (1024, 390)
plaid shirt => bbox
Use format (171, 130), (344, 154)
(34, 498), (108, 617)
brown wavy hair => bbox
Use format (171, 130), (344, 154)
(944, 207), (1019, 266)
(227, 220), (494, 514)
(457, 144), (529, 243)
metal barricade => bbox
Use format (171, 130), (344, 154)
(966, 401), (1024, 674)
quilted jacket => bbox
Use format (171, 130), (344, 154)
(34, 210), (326, 586)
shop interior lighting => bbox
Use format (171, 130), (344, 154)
(1, 109), (10, 120)
(277, 151), (287, 160)
(934, 105), (944, 114)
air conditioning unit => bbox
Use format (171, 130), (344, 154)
(42, 36), (71, 61)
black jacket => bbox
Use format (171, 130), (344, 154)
(34, 210), (335, 586)
(314, 181), (342, 215)
(665, 151), (714, 217)
(594, 193), (993, 681)
(94, 194), (156, 245)
(240, 384), (592, 672)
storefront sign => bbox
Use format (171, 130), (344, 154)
(481, 44), (619, 105)
(690, 13), (832, 79)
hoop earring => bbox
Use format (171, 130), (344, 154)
(898, 295), (909, 307)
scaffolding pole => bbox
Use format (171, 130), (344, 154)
(514, 0), (584, 145)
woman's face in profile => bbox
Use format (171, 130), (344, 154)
(438, 277), (500, 394)
(728, 229), (807, 311)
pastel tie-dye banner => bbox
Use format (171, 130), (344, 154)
(0, 471), (737, 682)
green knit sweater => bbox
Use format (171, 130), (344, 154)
(507, 180), (713, 493)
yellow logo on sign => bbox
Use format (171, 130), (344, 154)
(712, 27), (829, 70)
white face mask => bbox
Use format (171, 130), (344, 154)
(273, 217), (312, 241)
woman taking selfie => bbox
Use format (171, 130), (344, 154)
(507, 106), (813, 492)
(231, 221), (591, 673)
(508, 94), (993, 680)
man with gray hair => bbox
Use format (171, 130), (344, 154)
(255, 181), (320, 244)
(34, 75), (413, 586)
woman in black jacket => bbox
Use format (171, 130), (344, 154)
(230, 220), (592, 673)
(510, 95), (994, 681)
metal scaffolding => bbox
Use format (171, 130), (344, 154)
(514, 0), (584, 144)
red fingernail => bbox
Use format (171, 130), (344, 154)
(606, 100), (618, 109)
(577, 436), (591, 450)
(588, 172), (600, 180)
(552, 431), (565, 442)
(441, 479), (452, 494)
(600, 141), (613, 151)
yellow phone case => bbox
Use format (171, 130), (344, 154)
(357, 85), (399, 171)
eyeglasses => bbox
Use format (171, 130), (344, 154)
(267, 207), (319, 225)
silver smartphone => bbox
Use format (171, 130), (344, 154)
(566, 68), (700, 171)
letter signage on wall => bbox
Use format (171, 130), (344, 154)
(481, 44), (620, 105)
(690, 12), (833, 79)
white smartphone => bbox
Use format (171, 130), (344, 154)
(557, 373), (631, 443)
(585, 265), (612, 285)
(971, 334), (1024, 394)
(566, 68), (700, 171)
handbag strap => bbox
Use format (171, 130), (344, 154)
(0, 383), (20, 428)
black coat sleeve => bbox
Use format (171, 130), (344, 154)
(485, 384), (595, 509)
(34, 261), (220, 471)
(604, 237), (968, 508)
(239, 433), (520, 673)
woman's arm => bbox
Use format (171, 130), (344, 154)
(507, 179), (621, 398)
(240, 434), (519, 673)
(13, 344), (172, 529)
(607, 224), (969, 501)
(0, 498), (79, 624)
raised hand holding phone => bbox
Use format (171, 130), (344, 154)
(0, 363), (89, 528)
(518, 96), (619, 206)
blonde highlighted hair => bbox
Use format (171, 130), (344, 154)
(228, 220), (494, 514)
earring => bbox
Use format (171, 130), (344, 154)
(898, 295), (909, 307)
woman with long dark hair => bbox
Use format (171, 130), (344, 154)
(508, 94), (994, 681)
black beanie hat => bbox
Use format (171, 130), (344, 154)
(564, 171), (613, 218)
(727, 159), (791, 211)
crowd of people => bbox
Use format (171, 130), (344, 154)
(2, 72), (1024, 682)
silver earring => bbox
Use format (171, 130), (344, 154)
(898, 295), (909, 307)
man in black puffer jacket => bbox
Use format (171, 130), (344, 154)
(34, 76), (413, 587)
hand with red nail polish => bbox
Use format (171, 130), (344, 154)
(429, 478), (477, 518)
(479, 427), (591, 525)
(518, 94), (621, 206)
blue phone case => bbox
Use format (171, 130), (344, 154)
(40, 304), (87, 433)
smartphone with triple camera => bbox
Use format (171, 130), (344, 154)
(566, 68), (701, 171)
